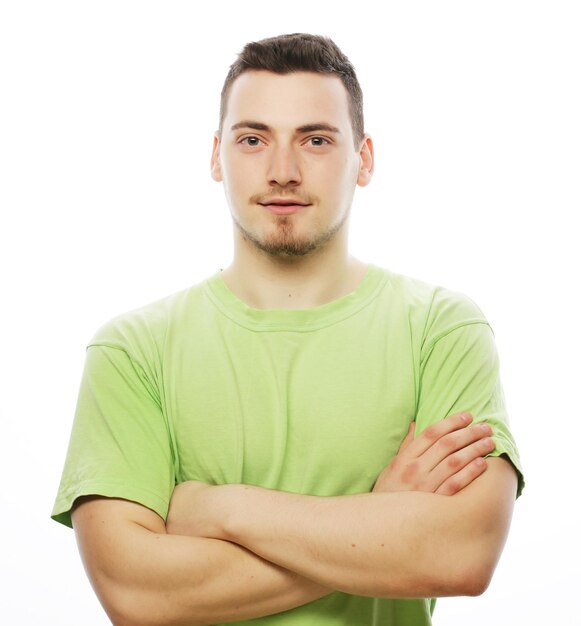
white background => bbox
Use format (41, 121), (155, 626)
(1, 1), (579, 624)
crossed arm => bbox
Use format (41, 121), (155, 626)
(72, 413), (518, 626)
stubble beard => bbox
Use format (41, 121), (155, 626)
(233, 209), (350, 258)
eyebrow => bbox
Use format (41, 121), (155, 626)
(230, 120), (341, 135)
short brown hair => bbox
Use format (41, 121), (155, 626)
(218, 33), (365, 150)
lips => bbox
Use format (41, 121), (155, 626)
(261, 203), (309, 215)
(258, 198), (311, 215)
(259, 199), (310, 206)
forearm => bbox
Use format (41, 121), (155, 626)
(219, 461), (515, 599)
(222, 487), (466, 598)
(125, 534), (331, 625)
(73, 499), (332, 626)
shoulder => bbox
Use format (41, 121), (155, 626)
(379, 266), (490, 342)
(87, 279), (209, 359)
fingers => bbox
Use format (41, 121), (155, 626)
(424, 421), (495, 472)
(435, 456), (488, 495)
(406, 411), (474, 459)
(429, 435), (496, 492)
(375, 412), (496, 497)
(407, 413), (495, 467)
(402, 412), (496, 494)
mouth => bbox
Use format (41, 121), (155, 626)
(259, 200), (311, 215)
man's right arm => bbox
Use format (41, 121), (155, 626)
(72, 496), (332, 626)
(72, 412), (492, 626)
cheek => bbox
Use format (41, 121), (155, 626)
(313, 160), (343, 186)
(321, 160), (357, 196)
(322, 154), (357, 181)
(336, 158), (360, 192)
(221, 160), (250, 196)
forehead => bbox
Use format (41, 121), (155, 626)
(224, 70), (351, 133)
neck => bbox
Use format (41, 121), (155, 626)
(220, 231), (369, 310)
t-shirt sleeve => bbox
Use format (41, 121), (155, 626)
(51, 342), (175, 528)
(414, 295), (524, 498)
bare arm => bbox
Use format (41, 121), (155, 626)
(166, 412), (510, 599)
(169, 412), (516, 599)
(210, 456), (517, 598)
(71, 412), (496, 625)
(72, 497), (331, 626)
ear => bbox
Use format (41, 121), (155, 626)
(210, 132), (222, 182)
(356, 134), (374, 187)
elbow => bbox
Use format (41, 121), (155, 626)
(372, 561), (493, 599)
(456, 533), (510, 597)
(416, 546), (498, 598)
(417, 567), (492, 598)
(453, 558), (496, 597)
(459, 570), (493, 597)
(105, 591), (211, 626)
(96, 586), (145, 626)
(106, 604), (166, 626)
(86, 562), (212, 626)
(92, 582), (166, 626)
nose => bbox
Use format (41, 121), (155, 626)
(266, 144), (302, 187)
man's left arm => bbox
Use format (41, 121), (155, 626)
(215, 307), (521, 598)
(172, 456), (516, 599)
(167, 298), (521, 600)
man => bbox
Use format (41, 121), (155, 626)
(52, 33), (524, 626)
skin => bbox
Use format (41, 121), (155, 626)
(167, 460), (515, 599)
(73, 413), (505, 625)
(210, 69), (374, 310)
(71, 69), (518, 626)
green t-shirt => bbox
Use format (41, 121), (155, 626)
(52, 264), (524, 625)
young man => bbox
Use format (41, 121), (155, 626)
(53, 33), (524, 626)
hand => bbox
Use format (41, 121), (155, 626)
(372, 412), (495, 496)
(166, 480), (233, 539)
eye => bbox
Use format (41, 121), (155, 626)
(307, 136), (331, 147)
(239, 136), (263, 147)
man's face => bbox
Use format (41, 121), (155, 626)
(211, 70), (373, 258)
